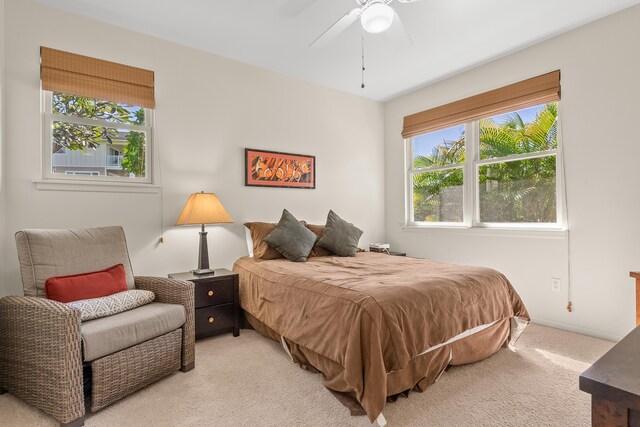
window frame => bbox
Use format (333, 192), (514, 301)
(42, 91), (154, 184)
(405, 103), (565, 230)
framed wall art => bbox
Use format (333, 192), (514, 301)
(245, 148), (315, 189)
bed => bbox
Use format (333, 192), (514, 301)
(232, 252), (529, 424)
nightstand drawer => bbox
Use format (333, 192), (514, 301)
(195, 278), (234, 308)
(195, 304), (235, 338)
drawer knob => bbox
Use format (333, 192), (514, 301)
(208, 316), (215, 324)
(207, 290), (214, 297)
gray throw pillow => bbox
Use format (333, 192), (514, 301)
(264, 209), (317, 262)
(317, 210), (363, 257)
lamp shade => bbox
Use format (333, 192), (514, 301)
(176, 192), (233, 225)
(361, 1), (394, 34)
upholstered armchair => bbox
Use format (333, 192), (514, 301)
(0, 226), (195, 427)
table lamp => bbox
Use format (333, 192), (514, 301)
(176, 191), (233, 275)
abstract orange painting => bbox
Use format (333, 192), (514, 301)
(245, 149), (315, 189)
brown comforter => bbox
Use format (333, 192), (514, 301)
(233, 252), (529, 422)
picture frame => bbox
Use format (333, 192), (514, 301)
(245, 148), (316, 189)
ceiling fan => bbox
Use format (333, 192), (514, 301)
(309, 0), (421, 49)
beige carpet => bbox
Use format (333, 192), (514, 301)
(0, 324), (613, 427)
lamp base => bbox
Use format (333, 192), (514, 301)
(194, 224), (214, 276)
(192, 268), (215, 276)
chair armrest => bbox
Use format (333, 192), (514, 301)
(0, 296), (84, 424)
(135, 276), (194, 306)
(135, 276), (195, 370)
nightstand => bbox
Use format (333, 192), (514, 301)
(168, 269), (240, 340)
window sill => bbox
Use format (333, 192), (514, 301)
(402, 225), (568, 239)
(34, 179), (161, 194)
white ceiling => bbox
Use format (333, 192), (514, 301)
(33, 0), (640, 101)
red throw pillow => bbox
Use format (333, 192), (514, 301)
(45, 264), (128, 303)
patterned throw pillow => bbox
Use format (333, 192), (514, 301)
(67, 289), (155, 322)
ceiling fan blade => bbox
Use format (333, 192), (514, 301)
(386, 10), (413, 50)
(279, 0), (319, 17)
(310, 8), (361, 48)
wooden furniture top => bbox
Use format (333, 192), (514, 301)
(631, 271), (640, 280)
(169, 269), (236, 282)
(580, 325), (640, 409)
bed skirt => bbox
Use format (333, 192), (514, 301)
(244, 312), (511, 415)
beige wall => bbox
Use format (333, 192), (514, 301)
(384, 5), (640, 340)
(0, 0), (385, 296)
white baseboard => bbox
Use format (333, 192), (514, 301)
(531, 316), (624, 342)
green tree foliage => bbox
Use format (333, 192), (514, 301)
(413, 103), (558, 223)
(120, 109), (146, 177)
(52, 93), (146, 177)
(52, 93), (135, 151)
(479, 103), (557, 158)
(413, 136), (465, 222)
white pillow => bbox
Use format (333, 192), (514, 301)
(67, 289), (155, 321)
(245, 226), (254, 257)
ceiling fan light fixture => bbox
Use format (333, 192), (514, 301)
(360, 2), (394, 34)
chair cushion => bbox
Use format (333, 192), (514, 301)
(45, 264), (128, 303)
(15, 226), (135, 297)
(80, 302), (185, 362)
(68, 289), (155, 321)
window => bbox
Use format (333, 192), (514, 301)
(409, 125), (465, 224)
(477, 104), (558, 224)
(407, 102), (562, 228)
(403, 71), (562, 229)
(40, 47), (155, 184)
(44, 91), (151, 182)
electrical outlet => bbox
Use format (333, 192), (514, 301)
(551, 278), (561, 292)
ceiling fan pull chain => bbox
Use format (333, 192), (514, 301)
(361, 29), (366, 89)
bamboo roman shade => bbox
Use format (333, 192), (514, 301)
(402, 70), (560, 139)
(40, 47), (155, 108)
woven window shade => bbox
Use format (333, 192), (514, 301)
(402, 70), (560, 139)
(41, 47), (155, 108)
